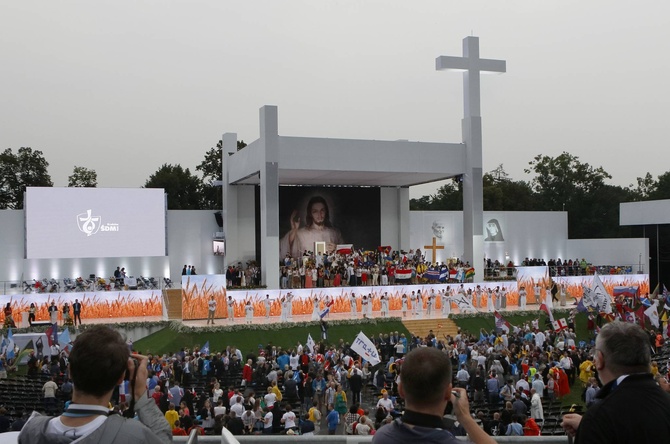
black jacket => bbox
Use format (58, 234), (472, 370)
(576, 373), (670, 444)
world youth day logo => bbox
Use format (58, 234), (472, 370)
(77, 210), (101, 236)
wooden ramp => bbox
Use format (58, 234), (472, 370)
(165, 289), (182, 320)
(401, 317), (459, 339)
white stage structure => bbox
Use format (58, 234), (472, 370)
(222, 36), (505, 287)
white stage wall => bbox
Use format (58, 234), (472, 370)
(410, 211), (569, 265)
(0, 205), (650, 289)
(0, 210), (221, 286)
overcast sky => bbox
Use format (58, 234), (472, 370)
(3, 1), (669, 199)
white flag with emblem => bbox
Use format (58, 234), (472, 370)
(350, 331), (381, 366)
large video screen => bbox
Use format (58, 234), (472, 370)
(26, 187), (166, 259)
(279, 186), (380, 257)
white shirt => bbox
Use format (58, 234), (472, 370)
(264, 412), (273, 428)
(231, 402), (245, 417)
(282, 411), (297, 428)
(516, 379), (530, 393)
(264, 392), (277, 408)
(377, 397), (394, 412)
(46, 405), (109, 440)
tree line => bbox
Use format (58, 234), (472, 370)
(2, 147), (669, 239)
(0, 140), (245, 211)
(411, 152), (670, 239)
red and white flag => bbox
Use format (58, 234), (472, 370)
(395, 268), (413, 280)
(540, 302), (555, 323)
(552, 318), (568, 331)
(336, 244), (353, 255)
(494, 311), (511, 333)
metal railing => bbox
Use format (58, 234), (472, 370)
(175, 435), (569, 443)
(0, 276), (173, 295)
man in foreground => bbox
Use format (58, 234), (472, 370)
(372, 347), (495, 444)
(562, 321), (670, 442)
(19, 325), (172, 443)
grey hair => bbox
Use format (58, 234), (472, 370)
(597, 321), (651, 375)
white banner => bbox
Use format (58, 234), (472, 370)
(350, 331), (381, 365)
(452, 293), (476, 313)
(645, 302), (660, 328)
(306, 334), (316, 353)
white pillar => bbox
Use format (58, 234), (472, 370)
(398, 187), (411, 252)
(221, 132), (238, 273)
(259, 106), (280, 288)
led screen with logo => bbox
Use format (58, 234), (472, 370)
(25, 187), (166, 259)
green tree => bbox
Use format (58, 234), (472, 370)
(144, 164), (204, 209)
(410, 178), (463, 210)
(483, 165), (537, 211)
(524, 152), (612, 212)
(524, 152), (625, 238)
(648, 171), (670, 200)
(411, 166), (535, 211)
(0, 147), (52, 209)
(629, 172), (656, 200)
(196, 139), (247, 209)
(67, 166), (98, 187)
(571, 184), (636, 238)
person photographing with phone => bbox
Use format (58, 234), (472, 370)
(19, 325), (172, 443)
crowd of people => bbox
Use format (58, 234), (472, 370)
(277, 248), (475, 289)
(275, 245), (623, 290)
(2, 315), (670, 441)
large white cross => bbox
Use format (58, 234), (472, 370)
(436, 36), (506, 118)
(435, 36), (505, 276)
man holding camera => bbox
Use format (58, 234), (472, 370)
(19, 325), (172, 443)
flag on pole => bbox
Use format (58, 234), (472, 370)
(350, 331), (381, 366)
(663, 285), (670, 311)
(494, 311), (511, 333)
(201, 341), (210, 356)
(319, 299), (334, 319)
(58, 328), (71, 347)
(645, 302), (660, 328)
(540, 302), (555, 323)
(336, 244), (353, 255)
(395, 268), (412, 280)
(639, 296), (652, 308)
(593, 273), (613, 314)
(5, 328), (15, 360)
(16, 339), (34, 364)
(306, 334), (316, 353)
(452, 293), (476, 313)
(45, 323), (59, 347)
(634, 305), (646, 328)
(552, 318), (568, 331)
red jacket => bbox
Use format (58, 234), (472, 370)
(242, 363), (252, 382)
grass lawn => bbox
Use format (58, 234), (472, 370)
(135, 312), (591, 406)
(134, 319), (411, 356)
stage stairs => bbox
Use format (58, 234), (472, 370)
(401, 317), (459, 339)
(165, 289), (182, 320)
